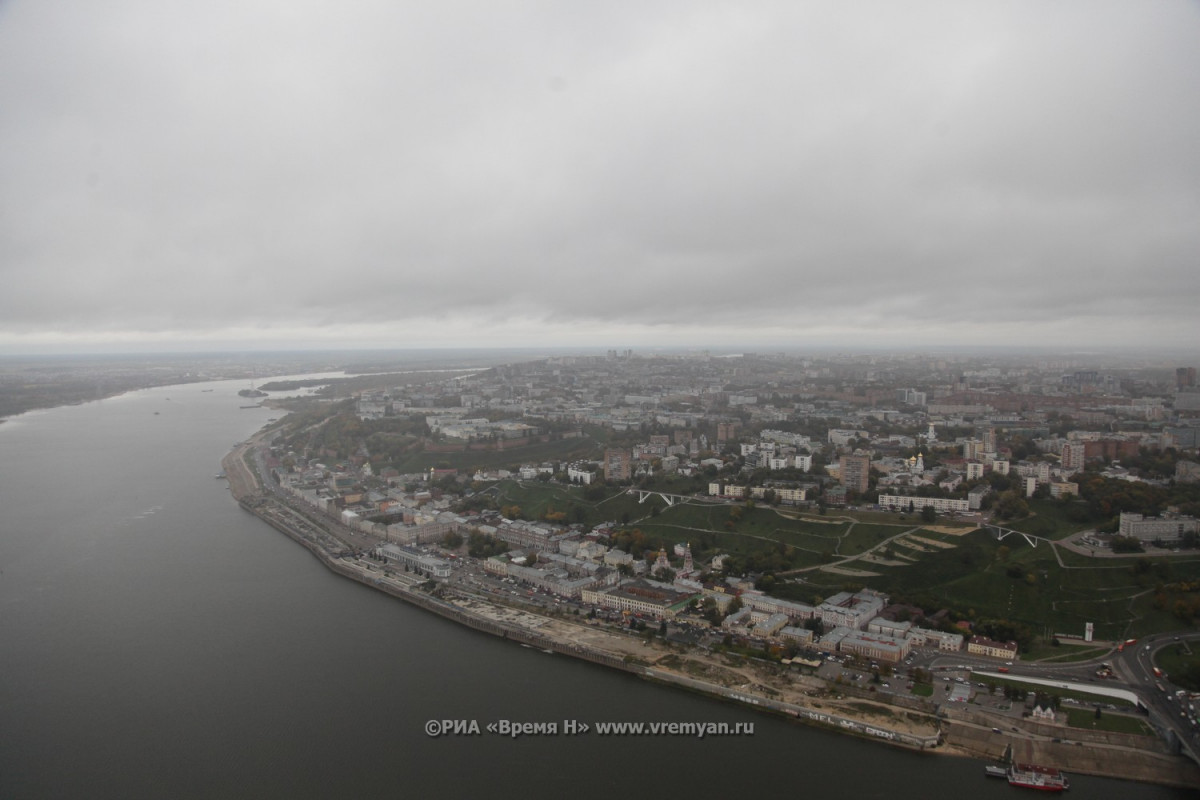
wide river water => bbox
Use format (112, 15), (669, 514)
(0, 377), (1191, 798)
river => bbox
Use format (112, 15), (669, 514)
(0, 377), (1190, 798)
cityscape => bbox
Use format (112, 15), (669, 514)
(202, 347), (1200, 787)
(3, 1), (1198, 796)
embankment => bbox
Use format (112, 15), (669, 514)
(225, 441), (1200, 787)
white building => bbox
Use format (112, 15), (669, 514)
(603, 549), (634, 567)
(377, 544), (452, 578)
(839, 630), (910, 663)
(868, 618), (912, 638)
(753, 613), (790, 638)
(1118, 512), (1199, 543)
(828, 429), (866, 446)
(968, 486), (991, 511)
(907, 627), (963, 651)
(740, 593), (817, 621)
(567, 463), (596, 484)
(779, 626), (814, 645)
(878, 495), (970, 514)
(817, 589), (886, 630)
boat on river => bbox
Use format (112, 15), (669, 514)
(1005, 763), (1069, 792)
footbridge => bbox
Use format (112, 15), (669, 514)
(625, 488), (718, 507)
(982, 523), (1050, 548)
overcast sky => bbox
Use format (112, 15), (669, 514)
(1, 1), (1197, 354)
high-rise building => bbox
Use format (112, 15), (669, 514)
(603, 449), (632, 482)
(839, 453), (871, 495)
(1177, 367), (1196, 390)
(1061, 441), (1086, 471)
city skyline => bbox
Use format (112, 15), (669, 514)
(1, 1), (1198, 355)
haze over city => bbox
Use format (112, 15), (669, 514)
(1, 1), (1197, 355)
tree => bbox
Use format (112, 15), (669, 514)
(467, 531), (509, 558)
(1111, 536), (1144, 554)
(920, 505), (937, 524)
(699, 597), (723, 626)
(995, 490), (1030, 520)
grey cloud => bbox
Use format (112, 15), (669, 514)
(1, 1), (1197, 351)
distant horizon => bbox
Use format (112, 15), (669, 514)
(2, 342), (1198, 364)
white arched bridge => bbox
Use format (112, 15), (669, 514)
(624, 488), (720, 507)
(981, 523), (1051, 548)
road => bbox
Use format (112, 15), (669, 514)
(1121, 633), (1200, 759)
(910, 633), (1200, 764)
(226, 432), (1200, 772)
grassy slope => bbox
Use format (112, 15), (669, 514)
(472, 479), (1200, 640)
(390, 436), (601, 473)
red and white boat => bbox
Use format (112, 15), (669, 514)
(1007, 763), (1069, 792)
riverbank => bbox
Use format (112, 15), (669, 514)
(223, 436), (1200, 789)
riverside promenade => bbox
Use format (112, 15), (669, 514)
(221, 436), (1200, 788)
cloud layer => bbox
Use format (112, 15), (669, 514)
(2, 1), (1198, 352)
